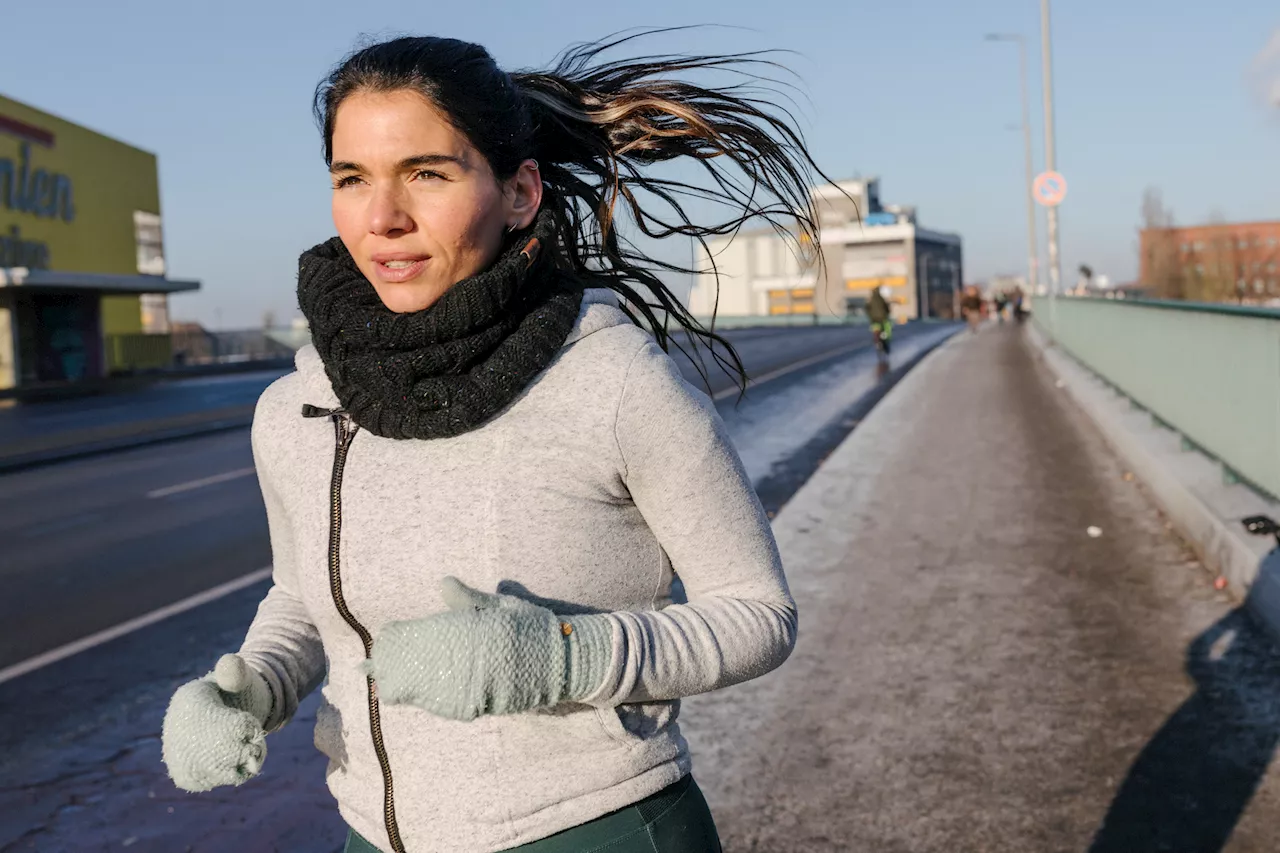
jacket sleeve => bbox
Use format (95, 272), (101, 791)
(236, 405), (328, 731)
(583, 340), (798, 706)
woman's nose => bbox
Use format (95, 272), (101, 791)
(367, 186), (414, 236)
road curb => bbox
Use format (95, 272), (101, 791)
(770, 320), (963, 548)
(1025, 322), (1278, 601)
(756, 326), (960, 518)
(0, 414), (254, 475)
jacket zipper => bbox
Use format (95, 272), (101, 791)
(308, 405), (406, 852)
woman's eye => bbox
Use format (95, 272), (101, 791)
(414, 170), (446, 182)
(333, 175), (363, 189)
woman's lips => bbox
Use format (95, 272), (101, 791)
(371, 257), (429, 284)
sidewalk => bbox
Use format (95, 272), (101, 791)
(679, 324), (1280, 851)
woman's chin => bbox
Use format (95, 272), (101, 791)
(375, 283), (446, 314)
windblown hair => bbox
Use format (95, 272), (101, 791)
(315, 30), (837, 391)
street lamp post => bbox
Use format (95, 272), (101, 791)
(1040, 0), (1061, 300)
(986, 33), (1039, 298)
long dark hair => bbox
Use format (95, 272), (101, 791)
(314, 30), (835, 391)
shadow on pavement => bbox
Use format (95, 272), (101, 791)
(1089, 557), (1280, 853)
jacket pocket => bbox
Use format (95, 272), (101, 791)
(594, 699), (679, 745)
(488, 704), (637, 822)
(314, 698), (350, 774)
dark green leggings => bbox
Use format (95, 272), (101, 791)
(344, 775), (722, 853)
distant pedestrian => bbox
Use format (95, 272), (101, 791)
(867, 285), (893, 358)
(1012, 287), (1028, 324)
(159, 32), (829, 853)
(961, 285), (984, 333)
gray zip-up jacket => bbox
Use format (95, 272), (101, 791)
(238, 289), (797, 852)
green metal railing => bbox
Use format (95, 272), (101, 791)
(1035, 296), (1280, 499)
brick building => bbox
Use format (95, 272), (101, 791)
(1140, 220), (1280, 303)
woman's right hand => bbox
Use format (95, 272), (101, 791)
(161, 653), (275, 792)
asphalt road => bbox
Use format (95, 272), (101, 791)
(0, 431), (270, 667)
(0, 322), (930, 674)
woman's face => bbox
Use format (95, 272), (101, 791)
(329, 89), (541, 313)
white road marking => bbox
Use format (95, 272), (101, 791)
(0, 566), (274, 685)
(147, 466), (257, 499)
(713, 341), (867, 401)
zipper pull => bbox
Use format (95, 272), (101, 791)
(302, 404), (345, 419)
(338, 413), (358, 443)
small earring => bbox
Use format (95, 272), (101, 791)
(507, 223), (518, 234)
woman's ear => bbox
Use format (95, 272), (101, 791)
(505, 159), (543, 230)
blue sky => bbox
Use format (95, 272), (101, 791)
(4, 0), (1277, 327)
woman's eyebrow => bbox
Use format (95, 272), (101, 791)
(328, 153), (467, 174)
(397, 153), (467, 170)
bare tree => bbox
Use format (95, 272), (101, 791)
(1141, 187), (1174, 229)
(1196, 231), (1240, 303)
(1138, 187), (1184, 299)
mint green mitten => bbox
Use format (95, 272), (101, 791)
(161, 653), (276, 792)
(367, 576), (613, 720)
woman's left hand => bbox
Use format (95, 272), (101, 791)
(365, 577), (608, 720)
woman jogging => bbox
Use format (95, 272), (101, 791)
(161, 33), (829, 853)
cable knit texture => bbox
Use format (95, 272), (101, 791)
(236, 289), (798, 852)
(366, 577), (613, 720)
(296, 206), (584, 440)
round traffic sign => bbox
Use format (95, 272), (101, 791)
(1033, 171), (1068, 207)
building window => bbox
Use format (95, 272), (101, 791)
(1194, 241), (1205, 251)
(134, 211), (166, 276)
(1195, 264), (1205, 275)
(139, 294), (170, 334)
(1239, 239), (1250, 250)
(767, 288), (814, 316)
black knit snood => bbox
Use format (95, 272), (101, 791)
(297, 209), (584, 440)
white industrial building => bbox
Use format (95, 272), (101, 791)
(687, 178), (963, 322)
